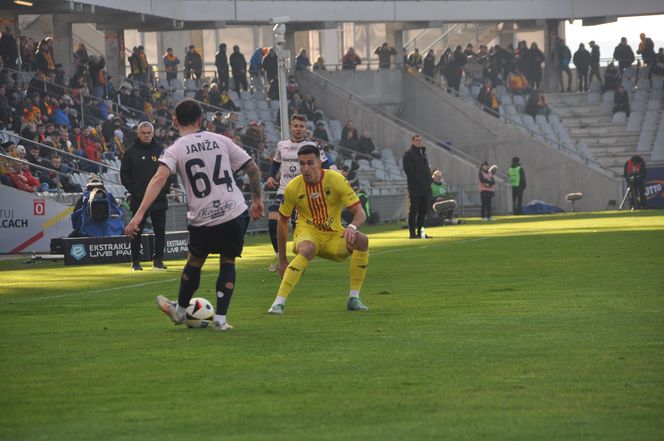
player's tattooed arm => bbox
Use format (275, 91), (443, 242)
(244, 160), (263, 199)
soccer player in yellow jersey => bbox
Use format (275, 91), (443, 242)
(267, 143), (370, 314)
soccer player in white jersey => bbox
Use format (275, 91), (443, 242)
(125, 99), (264, 331)
(265, 114), (332, 271)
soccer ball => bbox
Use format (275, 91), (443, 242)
(185, 297), (214, 328)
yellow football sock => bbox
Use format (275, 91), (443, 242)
(277, 254), (310, 298)
(349, 249), (369, 292)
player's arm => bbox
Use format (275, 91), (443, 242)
(125, 164), (170, 237)
(266, 160), (281, 188)
(343, 201), (366, 245)
(241, 159), (265, 220)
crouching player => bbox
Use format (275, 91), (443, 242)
(267, 143), (370, 315)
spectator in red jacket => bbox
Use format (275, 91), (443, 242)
(8, 161), (46, 192)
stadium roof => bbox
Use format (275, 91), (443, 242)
(5, 0), (664, 30)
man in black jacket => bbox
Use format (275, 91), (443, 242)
(120, 121), (170, 271)
(215, 43), (229, 92)
(229, 45), (248, 93)
(402, 134), (432, 239)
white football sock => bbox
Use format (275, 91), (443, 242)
(349, 290), (360, 299)
(213, 314), (226, 324)
(273, 295), (286, 306)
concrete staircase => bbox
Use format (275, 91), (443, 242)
(547, 91), (648, 176)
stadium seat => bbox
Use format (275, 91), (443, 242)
(504, 105), (517, 116)
(587, 92), (601, 104)
(243, 100), (256, 111)
(169, 79), (183, 90)
(240, 90), (252, 101)
(646, 100), (661, 111)
(633, 89), (648, 102)
(632, 100), (646, 112)
(636, 79), (650, 90)
(270, 100), (280, 110)
(626, 112), (643, 132)
(184, 79), (198, 92)
(225, 91), (238, 103)
(612, 112), (627, 124)
(257, 100), (269, 111)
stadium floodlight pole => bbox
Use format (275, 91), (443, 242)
(272, 18), (290, 139)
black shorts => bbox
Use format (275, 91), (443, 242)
(188, 210), (250, 258)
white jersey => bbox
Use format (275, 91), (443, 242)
(160, 131), (251, 227)
(273, 139), (328, 194)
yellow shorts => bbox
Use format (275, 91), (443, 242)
(293, 227), (350, 262)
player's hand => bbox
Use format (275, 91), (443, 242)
(343, 226), (357, 246)
(266, 176), (278, 189)
(125, 215), (142, 237)
(250, 198), (265, 220)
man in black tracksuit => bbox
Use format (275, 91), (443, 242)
(121, 121), (170, 271)
(402, 134), (432, 239)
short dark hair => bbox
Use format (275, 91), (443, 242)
(297, 143), (320, 158)
(175, 99), (203, 127)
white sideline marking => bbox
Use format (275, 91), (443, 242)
(1, 237), (490, 305)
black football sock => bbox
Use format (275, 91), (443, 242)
(268, 219), (278, 253)
(216, 263), (236, 315)
(177, 264), (201, 308)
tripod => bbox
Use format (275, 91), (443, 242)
(619, 177), (639, 210)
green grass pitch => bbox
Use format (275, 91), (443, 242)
(0, 210), (663, 440)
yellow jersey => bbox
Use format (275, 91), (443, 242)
(279, 169), (360, 232)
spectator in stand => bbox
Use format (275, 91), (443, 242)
(54, 63), (65, 86)
(25, 144), (45, 175)
(313, 57), (327, 72)
(421, 49), (436, 82)
(525, 89), (551, 120)
(194, 83), (210, 104)
(9, 160), (46, 193)
(219, 89), (240, 111)
(249, 48), (265, 81)
(356, 131), (379, 158)
(437, 48), (453, 87)
(340, 121), (359, 151)
(507, 67), (530, 94)
(42, 153), (82, 192)
(341, 48), (361, 70)
(603, 62), (620, 93)
(0, 27), (19, 69)
(573, 43), (592, 92)
(184, 45), (203, 81)
(295, 49), (311, 71)
(73, 43), (90, 74)
(613, 84), (631, 117)
(464, 54), (484, 86)
(286, 75), (299, 99)
(637, 33), (656, 83)
(552, 36), (572, 92)
(448, 45), (466, 91)
(477, 79), (492, 106)
(35, 38), (56, 80)
(312, 120), (329, 143)
(588, 41), (603, 88)
(374, 42), (396, 69)
(88, 54), (106, 98)
(522, 42), (544, 90)
(230, 45), (248, 92)
(242, 121), (266, 153)
(215, 43), (230, 92)
(613, 37), (635, 73)
(478, 161), (496, 222)
(207, 82), (221, 107)
(407, 49), (423, 72)
(262, 48), (278, 84)
(162, 47), (180, 82)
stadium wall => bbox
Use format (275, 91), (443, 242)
(297, 72), (511, 215)
(398, 74), (622, 211)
